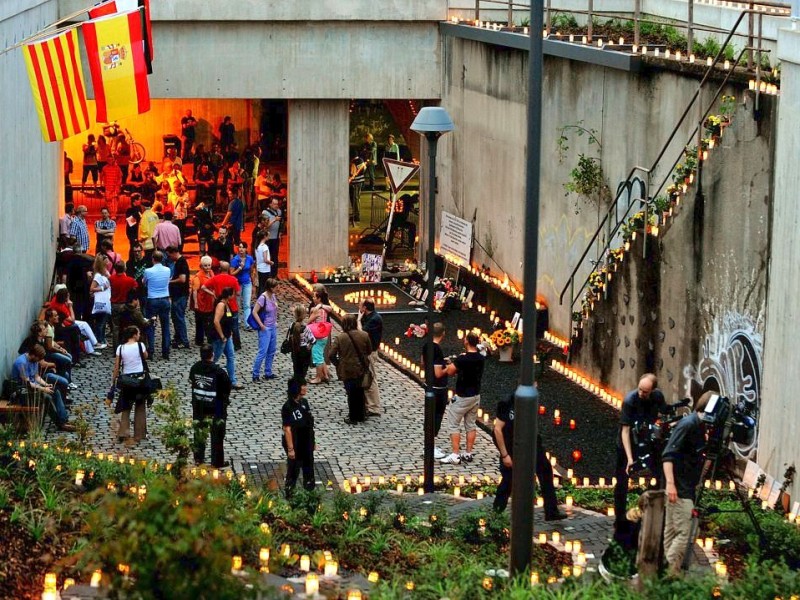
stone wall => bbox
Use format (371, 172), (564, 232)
(0, 0), (62, 381)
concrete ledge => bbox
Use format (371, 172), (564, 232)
(441, 22), (643, 72)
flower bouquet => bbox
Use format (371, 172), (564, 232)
(489, 327), (521, 362)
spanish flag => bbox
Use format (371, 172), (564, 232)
(23, 28), (90, 142)
(82, 9), (150, 123)
(88, 0), (153, 73)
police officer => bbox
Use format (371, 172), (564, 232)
(614, 373), (668, 526)
(189, 344), (232, 467)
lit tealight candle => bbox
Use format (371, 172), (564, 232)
(552, 531), (561, 544)
(300, 555), (310, 572)
(566, 495), (574, 507)
(324, 560), (339, 577)
(538, 532), (547, 544)
(347, 591), (363, 600)
(306, 573), (320, 596)
(565, 540), (573, 552)
(90, 570), (102, 588)
(607, 507), (615, 517)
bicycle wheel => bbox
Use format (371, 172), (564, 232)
(130, 142), (146, 165)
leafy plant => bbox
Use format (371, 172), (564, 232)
(552, 13), (579, 29)
(557, 122), (610, 212)
(23, 506), (50, 542)
(152, 385), (209, 478)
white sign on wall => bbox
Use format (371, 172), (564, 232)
(439, 211), (473, 267)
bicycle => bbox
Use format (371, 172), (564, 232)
(102, 122), (146, 165)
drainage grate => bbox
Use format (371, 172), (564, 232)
(239, 460), (338, 491)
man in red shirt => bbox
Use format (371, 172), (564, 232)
(191, 256), (216, 345)
(109, 261), (138, 347)
(201, 261), (242, 350)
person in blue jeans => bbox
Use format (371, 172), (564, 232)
(250, 278), (278, 381)
(231, 242), (255, 330)
(11, 345), (75, 431)
(210, 287), (242, 389)
(143, 250), (172, 359)
(166, 246), (191, 348)
(220, 184), (245, 246)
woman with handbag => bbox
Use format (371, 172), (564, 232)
(111, 325), (149, 442)
(327, 314), (372, 425)
(89, 254), (112, 349)
(250, 278), (278, 382)
(307, 285), (333, 384)
(289, 304), (315, 380)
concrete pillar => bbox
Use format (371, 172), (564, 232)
(760, 26), (800, 501)
(287, 100), (350, 275)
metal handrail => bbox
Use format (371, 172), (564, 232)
(558, 9), (775, 314)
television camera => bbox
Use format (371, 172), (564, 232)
(628, 398), (691, 474)
(698, 394), (757, 461)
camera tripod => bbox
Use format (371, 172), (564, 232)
(681, 448), (766, 570)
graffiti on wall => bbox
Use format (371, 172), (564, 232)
(682, 312), (763, 460)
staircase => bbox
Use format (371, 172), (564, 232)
(557, 10), (775, 348)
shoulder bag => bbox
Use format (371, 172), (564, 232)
(118, 343), (162, 398)
(280, 324), (293, 354)
(346, 331), (373, 389)
(247, 292), (268, 330)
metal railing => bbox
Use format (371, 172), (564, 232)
(452, 0), (791, 65)
(558, 8), (780, 315)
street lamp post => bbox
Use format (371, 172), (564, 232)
(510, 0), (544, 576)
(411, 107), (455, 494)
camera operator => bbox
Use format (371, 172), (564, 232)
(662, 391), (713, 576)
(614, 373), (668, 527)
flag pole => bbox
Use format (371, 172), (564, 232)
(0, 0), (114, 58)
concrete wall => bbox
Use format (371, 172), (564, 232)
(287, 100), (351, 274)
(574, 96), (773, 422)
(438, 35), (714, 334)
(760, 26), (800, 501)
(61, 0), (448, 22)
(0, 0), (62, 381)
(60, 0), (445, 101)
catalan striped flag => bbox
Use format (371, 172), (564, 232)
(82, 9), (150, 123)
(23, 28), (90, 143)
(88, 0), (153, 73)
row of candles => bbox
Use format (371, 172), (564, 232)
(550, 360), (624, 409)
(295, 274), (346, 316)
(343, 289), (397, 306)
(543, 330), (570, 353)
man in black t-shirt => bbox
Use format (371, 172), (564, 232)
(493, 393), (567, 519)
(614, 373), (669, 525)
(421, 322), (449, 459)
(189, 344), (232, 467)
(281, 377), (316, 497)
(440, 331), (485, 465)
(125, 194), (142, 264)
(662, 391), (712, 575)
(167, 246), (191, 349)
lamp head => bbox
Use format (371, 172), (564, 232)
(410, 107), (455, 135)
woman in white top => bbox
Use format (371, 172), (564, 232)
(89, 254), (111, 348)
(112, 325), (149, 442)
(255, 230), (273, 293)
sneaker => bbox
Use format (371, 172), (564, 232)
(252, 376), (260, 383)
(544, 510), (568, 521)
(58, 423), (76, 432)
(261, 374), (276, 380)
(433, 447), (447, 460)
(440, 453), (461, 465)
(68, 383), (79, 390)
(90, 351), (102, 356)
(460, 452), (474, 463)
(95, 343), (108, 350)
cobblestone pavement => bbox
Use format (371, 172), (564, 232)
(44, 281), (502, 483)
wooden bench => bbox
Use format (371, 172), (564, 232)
(0, 399), (45, 431)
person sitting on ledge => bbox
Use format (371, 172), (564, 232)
(11, 344), (75, 432)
